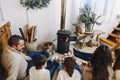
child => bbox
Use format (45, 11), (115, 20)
(29, 55), (50, 80)
(57, 57), (81, 80)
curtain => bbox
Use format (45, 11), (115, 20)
(0, 0), (4, 21)
(71, 0), (120, 23)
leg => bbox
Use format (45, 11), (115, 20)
(27, 51), (50, 58)
(46, 60), (53, 70)
(57, 62), (63, 72)
(73, 48), (92, 61)
(46, 60), (59, 79)
(75, 64), (83, 74)
(81, 37), (86, 48)
(26, 60), (34, 76)
(87, 35), (94, 47)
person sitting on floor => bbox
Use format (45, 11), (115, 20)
(29, 55), (50, 80)
(28, 51), (59, 80)
(82, 45), (114, 80)
(1, 35), (32, 80)
(57, 57), (81, 80)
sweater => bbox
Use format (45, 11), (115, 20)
(57, 69), (81, 80)
(29, 67), (50, 80)
(1, 46), (32, 80)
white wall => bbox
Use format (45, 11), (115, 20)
(0, 0), (120, 44)
(1, 0), (63, 44)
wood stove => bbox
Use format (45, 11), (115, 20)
(57, 30), (77, 54)
(56, 30), (73, 54)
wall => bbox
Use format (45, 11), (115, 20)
(0, 0), (120, 44)
(1, 0), (67, 44)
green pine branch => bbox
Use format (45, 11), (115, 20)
(20, 0), (51, 10)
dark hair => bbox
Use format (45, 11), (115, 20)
(114, 48), (120, 58)
(90, 45), (112, 80)
(33, 55), (47, 69)
(8, 35), (24, 47)
(113, 48), (120, 71)
(63, 57), (76, 77)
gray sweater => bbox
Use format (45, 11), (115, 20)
(1, 46), (31, 80)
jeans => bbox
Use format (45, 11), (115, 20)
(27, 51), (50, 58)
(26, 51), (50, 76)
(57, 62), (63, 72)
(73, 48), (92, 61)
(46, 60), (59, 79)
(75, 64), (83, 74)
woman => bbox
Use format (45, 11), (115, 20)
(83, 45), (114, 80)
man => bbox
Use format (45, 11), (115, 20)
(1, 35), (32, 80)
(111, 32), (120, 51)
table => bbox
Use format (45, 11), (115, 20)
(77, 30), (105, 48)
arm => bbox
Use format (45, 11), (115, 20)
(82, 67), (92, 80)
(56, 71), (61, 80)
(20, 52), (32, 61)
(114, 70), (120, 80)
(6, 60), (21, 80)
(58, 62), (63, 72)
(46, 71), (50, 80)
(83, 70), (92, 80)
(74, 70), (81, 80)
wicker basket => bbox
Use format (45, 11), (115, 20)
(26, 40), (38, 51)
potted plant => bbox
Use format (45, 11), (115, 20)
(20, 0), (51, 51)
(20, 0), (51, 10)
(79, 4), (101, 32)
(20, 0), (51, 24)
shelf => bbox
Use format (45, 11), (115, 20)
(100, 37), (116, 46)
(114, 27), (120, 31)
(109, 33), (117, 38)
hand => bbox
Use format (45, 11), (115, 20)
(81, 62), (90, 70)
